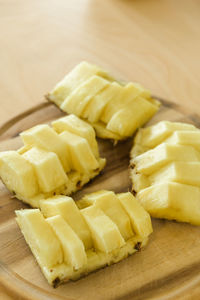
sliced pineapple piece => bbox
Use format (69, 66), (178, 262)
(149, 161), (200, 187)
(106, 97), (159, 137)
(117, 192), (153, 238)
(59, 131), (99, 173)
(16, 209), (63, 268)
(46, 215), (87, 270)
(133, 143), (200, 175)
(22, 147), (68, 193)
(164, 130), (200, 151)
(40, 195), (92, 249)
(61, 75), (109, 116)
(79, 190), (133, 240)
(91, 121), (122, 140)
(81, 206), (125, 253)
(47, 61), (113, 106)
(47, 61), (160, 140)
(0, 151), (39, 198)
(16, 191), (152, 286)
(83, 82), (122, 123)
(137, 182), (200, 225)
(52, 114), (99, 158)
(21, 124), (71, 172)
(101, 83), (150, 124)
(134, 121), (198, 150)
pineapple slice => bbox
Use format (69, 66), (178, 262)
(164, 130), (200, 151)
(134, 121), (198, 150)
(52, 114), (99, 158)
(133, 143), (200, 175)
(137, 182), (200, 225)
(46, 215), (87, 270)
(21, 124), (71, 172)
(81, 206), (125, 253)
(90, 121), (122, 140)
(16, 209), (63, 267)
(16, 191), (152, 286)
(0, 151), (39, 199)
(83, 82), (122, 123)
(61, 75), (109, 116)
(130, 120), (200, 225)
(101, 83), (150, 124)
(117, 192), (153, 238)
(47, 61), (160, 140)
(0, 114), (106, 206)
(106, 97), (159, 137)
(22, 147), (68, 193)
(78, 190), (133, 240)
(149, 161), (200, 187)
(59, 131), (99, 173)
(47, 61), (113, 106)
(40, 195), (92, 249)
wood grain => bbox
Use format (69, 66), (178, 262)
(0, 0), (200, 127)
(1, 101), (200, 300)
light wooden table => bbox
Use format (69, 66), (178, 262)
(0, 0), (200, 127)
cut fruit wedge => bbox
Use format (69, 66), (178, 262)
(61, 75), (109, 116)
(0, 115), (105, 206)
(78, 190), (133, 240)
(15, 191), (152, 286)
(46, 215), (87, 270)
(40, 195), (92, 249)
(52, 114), (99, 158)
(46, 61), (160, 140)
(47, 61), (113, 106)
(137, 182), (200, 225)
(130, 120), (200, 226)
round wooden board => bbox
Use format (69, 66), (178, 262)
(1, 99), (200, 300)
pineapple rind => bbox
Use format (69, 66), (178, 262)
(42, 236), (148, 287)
(11, 158), (106, 208)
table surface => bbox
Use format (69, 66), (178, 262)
(0, 0), (200, 127)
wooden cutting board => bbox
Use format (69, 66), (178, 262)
(1, 98), (200, 300)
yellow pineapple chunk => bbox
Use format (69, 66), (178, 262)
(22, 147), (68, 193)
(46, 215), (87, 270)
(101, 83), (150, 124)
(117, 192), (153, 238)
(16, 191), (152, 286)
(47, 61), (160, 141)
(80, 190), (133, 240)
(137, 182), (200, 225)
(61, 75), (109, 116)
(0, 151), (38, 198)
(107, 97), (159, 137)
(149, 161), (200, 187)
(59, 131), (99, 173)
(83, 82), (122, 123)
(133, 143), (200, 175)
(21, 124), (70, 172)
(165, 131), (200, 151)
(91, 121), (122, 140)
(48, 61), (112, 106)
(81, 206), (125, 253)
(40, 195), (92, 249)
(16, 209), (63, 267)
(52, 114), (99, 158)
(134, 121), (198, 149)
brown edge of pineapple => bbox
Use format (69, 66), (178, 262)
(51, 237), (147, 288)
(3, 158), (106, 208)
